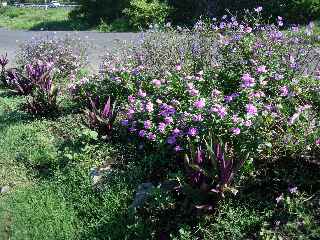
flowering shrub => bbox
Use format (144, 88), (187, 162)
(97, 11), (320, 196)
(16, 35), (88, 78)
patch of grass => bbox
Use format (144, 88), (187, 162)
(0, 7), (90, 31)
(0, 185), (79, 240)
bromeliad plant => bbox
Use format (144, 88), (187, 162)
(0, 53), (9, 86)
(84, 96), (118, 138)
(24, 61), (59, 115)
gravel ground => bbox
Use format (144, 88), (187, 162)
(0, 28), (138, 71)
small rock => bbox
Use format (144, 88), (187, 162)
(160, 180), (181, 191)
(0, 186), (10, 194)
(129, 182), (155, 209)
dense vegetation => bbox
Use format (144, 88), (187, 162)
(0, 8), (320, 239)
(71, 0), (320, 28)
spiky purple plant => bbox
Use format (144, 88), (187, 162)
(84, 96), (118, 137)
(0, 53), (9, 86)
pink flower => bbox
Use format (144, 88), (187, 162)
(194, 99), (206, 109)
(144, 120), (152, 129)
(316, 139), (320, 146)
(128, 95), (136, 103)
(152, 79), (162, 87)
(246, 104), (258, 116)
(245, 27), (252, 33)
(231, 127), (241, 135)
(145, 101), (154, 112)
(138, 89), (146, 98)
(175, 64), (182, 71)
(243, 120), (253, 127)
(241, 73), (255, 88)
(257, 65), (268, 73)
(280, 86), (289, 97)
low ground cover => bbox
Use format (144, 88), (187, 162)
(0, 8), (319, 240)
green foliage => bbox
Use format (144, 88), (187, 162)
(123, 0), (172, 29)
(70, 0), (130, 24)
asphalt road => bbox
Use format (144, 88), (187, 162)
(0, 28), (138, 71)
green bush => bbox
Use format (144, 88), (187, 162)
(70, 0), (130, 25)
(123, 0), (172, 29)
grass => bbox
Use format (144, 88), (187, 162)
(0, 7), (90, 31)
(0, 6), (133, 32)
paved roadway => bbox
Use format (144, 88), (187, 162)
(0, 28), (138, 71)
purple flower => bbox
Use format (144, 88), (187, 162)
(276, 193), (284, 203)
(158, 122), (166, 133)
(211, 105), (227, 118)
(232, 115), (241, 123)
(189, 88), (199, 96)
(144, 120), (152, 129)
(172, 128), (181, 136)
(188, 127), (198, 137)
(230, 127), (241, 135)
(139, 130), (147, 137)
(288, 112), (301, 125)
(174, 145), (183, 152)
(274, 74), (284, 80)
(254, 6), (263, 13)
(257, 65), (268, 73)
(288, 186), (298, 194)
(147, 132), (156, 141)
(211, 89), (221, 97)
(241, 73), (255, 88)
(280, 86), (289, 96)
(224, 93), (239, 103)
(194, 99), (206, 109)
(164, 116), (174, 124)
(316, 139), (320, 146)
(159, 104), (176, 117)
(192, 114), (204, 122)
(167, 136), (176, 145)
(246, 104), (258, 116)
(121, 119), (129, 126)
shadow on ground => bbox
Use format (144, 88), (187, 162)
(29, 20), (92, 31)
